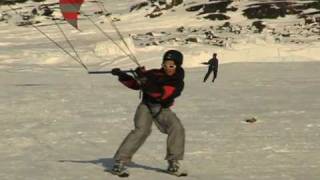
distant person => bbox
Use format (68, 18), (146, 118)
(203, 53), (219, 83)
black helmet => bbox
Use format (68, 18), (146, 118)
(163, 50), (183, 67)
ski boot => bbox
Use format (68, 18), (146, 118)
(110, 161), (129, 178)
(166, 160), (188, 177)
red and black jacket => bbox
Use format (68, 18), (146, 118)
(118, 67), (184, 108)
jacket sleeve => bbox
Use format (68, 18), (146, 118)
(118, 74), (140, 90)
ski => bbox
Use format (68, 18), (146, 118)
(157, 169), (188, 177)
(105, 169), (130, 178)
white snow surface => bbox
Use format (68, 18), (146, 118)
(0, 0), (320, 179)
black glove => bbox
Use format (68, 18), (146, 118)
(111, 68), (122, 76)
(133, 66), (147, 85)
(134, 66), (146, 78)
(111, 68), (132, 80)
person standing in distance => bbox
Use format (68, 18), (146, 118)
(203, 53), (219, 83)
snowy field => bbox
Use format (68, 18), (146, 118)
(1, 62), (320, 180)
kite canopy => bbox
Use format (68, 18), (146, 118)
(59, 0), (84, 29)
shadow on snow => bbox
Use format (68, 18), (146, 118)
(58, 158), (164, 174)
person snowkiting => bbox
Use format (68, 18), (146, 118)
(203, 53), (219, 83)
(110, 50), (186, 177)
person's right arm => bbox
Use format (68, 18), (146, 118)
(111, 68), (140, 90)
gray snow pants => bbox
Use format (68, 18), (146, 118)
(113, 103), (185, 163)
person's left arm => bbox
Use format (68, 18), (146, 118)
(213, 59), (219, 70)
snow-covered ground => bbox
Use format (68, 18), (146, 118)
(0, 0), (320, 179)
(1, 62), (320, 180)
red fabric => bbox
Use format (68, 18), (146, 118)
(148, 92), (162, 98)
(62, 12), (78, 20)
(60, 0), (84, 4)
(162, 85), (175, 100)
